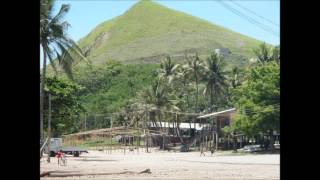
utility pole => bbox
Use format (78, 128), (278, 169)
(47, 94), (51, 163)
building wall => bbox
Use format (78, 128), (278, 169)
(217, 116), (231, 130)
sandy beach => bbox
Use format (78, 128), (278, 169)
(40, 148), (279, 180)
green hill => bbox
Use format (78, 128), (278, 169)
(49, 0), (267, 115)
(77, 0), (262, 66)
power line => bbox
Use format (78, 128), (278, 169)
(230, 0), (279, 27)
(219, 1), (279, 36)
(244, 107), (280, 113)
(242, 107), (280, 115)
(217, 1), (279, 37)
(241, 103), (280, 109)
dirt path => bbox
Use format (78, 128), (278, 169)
(41, 149), (279, 180)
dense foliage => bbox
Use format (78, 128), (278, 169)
(47, 42), (279, 142)
(44, 77), (85, 136)
(73, 61), (158, 114)
(229, 62), (280, 136)
(223, 44), (280, 150)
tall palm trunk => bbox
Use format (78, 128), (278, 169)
(194, 73), (199, 135)
(184, 79), (192, 137)
(40, 47), (47, 142)
(210, 83), (214, 112)
(157, 109), (163, 132)
(269, 129), (275, 152)
(233, 135), (237, 152)
(195, 72), (199, 113)
(175, 114), (184, 144)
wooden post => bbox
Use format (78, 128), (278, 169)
(137, 136), (139, 154)
(173, 121), (175, 146)
(162, 134), (164, 150)
(146, 130), (149, 153)
(211, 118), (215, 151)
(84, 113), (87, 132)
(144, 130), (146, 152)
(233, 134), (237, 152)
(209, 135), (212, 150)
(129, 136), (131, 153)
(47, 94), (52, 163)
(216, 118), (219, 151)
(124, 136), (126, 155)
(110, 116), (113, 154)
(206, 136), (208, 151)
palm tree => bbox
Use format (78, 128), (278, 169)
(135, 79), (182, 143)
(182, 53), (203, 113)
(202, 52), (228, 112)
(158, 56), (179, 84)
(272, 45), (280, 64)
(226, 66), (244, 106)
(175, 64), (193, 133)
(157, 56), (180, 130)
(40, 0), (87, 141)
(253, 42), (281, 63)
(136, 80), (166, 130)
(202, 52), (228, 150)
(230, 67), (242, 89)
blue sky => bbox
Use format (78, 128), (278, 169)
(53, 0), (279, 45)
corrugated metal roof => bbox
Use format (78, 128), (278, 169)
(197, 108), (236, 119)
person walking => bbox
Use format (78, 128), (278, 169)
(210, 145), (215, 156)
(200, 144), (206, 156)
(56, 150), (66, 166)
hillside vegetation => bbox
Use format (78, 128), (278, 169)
(46, 0), (269, 123)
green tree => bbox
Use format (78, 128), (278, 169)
(272, 45), (280, 64)
(226, 66), (246, 106)
(158, 56), (179, 84)
(135, 79), (180, 131)
(229, 67), (243, 89)
(40, 0), (87, 141)
(44, 77), (85, 136)
(182, 53), (203, 113)
(202, 52), (228, 112)
(253, 42), (280, 63)
(175, 62), (193, 132)
(231, 62), (280, 150)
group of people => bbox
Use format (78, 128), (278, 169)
(200, 145), (216, 156)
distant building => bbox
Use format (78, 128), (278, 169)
(215, 48), (231, 56)
(249, 57), (258, 63)
(197, 108), (236, 130)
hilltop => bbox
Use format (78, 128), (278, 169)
(49, 0), (266, 115)
(76, 0), (262, 67)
